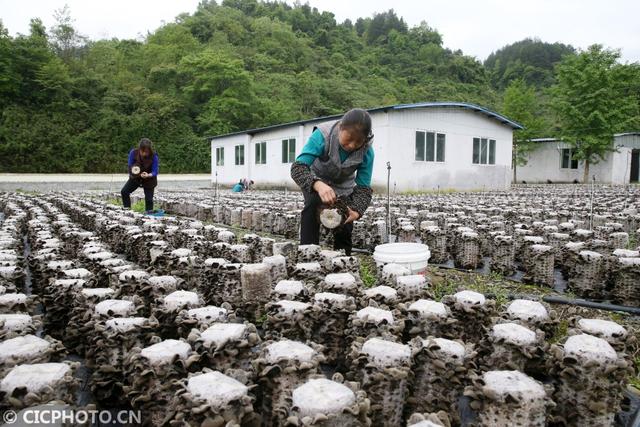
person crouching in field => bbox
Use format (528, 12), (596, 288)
(290, 108), (375, 255)
(121, 138), (159, 213)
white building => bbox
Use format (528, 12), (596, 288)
(209, 102), (522, 192)
(517, 133), (640, 184)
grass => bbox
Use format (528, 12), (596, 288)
(357, 255), (377, 288)
(14, 188), (39, 195)
(106, 197), (145, 213)
(631, 358), (640, 391)
(398, 188), (492, 196)
(627, 232), (638, 250)
(254, 312), (268, 327)
(549, 319), (569, 344)
(430, 275), (459, 301)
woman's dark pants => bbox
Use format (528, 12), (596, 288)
(121, 179), (154, 211)
(300, 191), (353, 255)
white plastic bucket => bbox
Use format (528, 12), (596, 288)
(373, 243), (431, 275)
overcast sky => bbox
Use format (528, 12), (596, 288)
(1, 0), (638, 63)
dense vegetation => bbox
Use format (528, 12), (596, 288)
(0, 0), (638, 175)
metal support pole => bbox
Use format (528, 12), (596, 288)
(215, 171), (219, 204)
(589, 175), (595, 230)
(386, 162), (391, 242)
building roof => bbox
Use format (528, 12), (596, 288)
(530, 138), (559, 143)
(532, 132), (640, 143)
(207, 101), (524, 140)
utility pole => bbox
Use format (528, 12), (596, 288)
(386, 162), (392, 242)
(589, 175), (595, 230)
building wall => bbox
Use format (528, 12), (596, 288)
(210, 134), (250, 185)
(518, 134), (640, 184)
(210, 107), (514, 191)
(378, 108), (513, 191)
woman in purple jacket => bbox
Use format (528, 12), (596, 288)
(120, 138), (159, 212)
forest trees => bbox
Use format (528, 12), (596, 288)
(502, 78), (546, 182)
(0, 2), (638, 174)
(551, 45), (640, 182)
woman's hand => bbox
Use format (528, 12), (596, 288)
(313, 181), (337, 205)
(140, 172), (148, 178)
(344, 208), (360, 224)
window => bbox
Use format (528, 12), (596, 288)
(215, 147), (224, 166)
(235, 145), (244, 165)
(561, 148), (578, 169)
(255, 142), (267, 164)
(282, 138), (296, 163)
(415, 131), (445, 162)
(473, 137), (496, 165)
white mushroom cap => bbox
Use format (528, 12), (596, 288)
(0, 335), (50, 362)
(0, 314), (32, 331)
(382, 263), (411, 276)
(148, 276), (179, 288)
(361, 337), (411, 367)
(397, 274), (427, 290)
(427, 338), (466, 359)
(324, 273), (357, 290)
(577, 318), (626, 339)
(163, 291), (200, 310)
(530, 244), (552, 253)
(295, 262), (323, 272)
(62, 268), (92, 279)
(482, 370), (545, 402)
(100, 258), (127, 267)
(140, 339), (191, 365)
(105, 317), (147, 332)
(0, 363), (70, 394)
(201, 323), (247, 347)
(0, 293), (28, 305)
(356, 307), (394, 324)
(265, 340), (315, 363)
(186, 306), (227, 322)
(409, 299), (448, 318)
(276, 300), (310, 315)
(408, 421), (442, 427)
(364, 286), (397, 299)
(187, 371), (248, 408)
(53, 279), (85, 289)
(81, 288), (114, 298)
(314, 292), (348, 305)
(94, 299), (135, 316)
(274, 280), (305, 296)
(86, 251), (114, 261)
(46, 260), (73, 270)
(491, 323), (537, 346)
(118, 269), (150, 282)
(454, 290), (486, 306)
(564, 334), (617, 364)
(204, 258), (228, 267)
(506, 299), (548, 322)
(292, 379), (355, 417)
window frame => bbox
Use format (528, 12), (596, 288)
(255, 141), (267, 165)
(215, 147), (224, 166)
(415, 130), (446, 163)
(234, 144), (245, 166)
(281, 138), (296, 163)
(472, 137), (496, 165)
(560, 148), (579, 169)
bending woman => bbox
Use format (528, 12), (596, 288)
(290, 108), (375, 255)
(121, 138), (159, 212)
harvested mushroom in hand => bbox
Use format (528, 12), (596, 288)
(319, 198), (350, 229)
